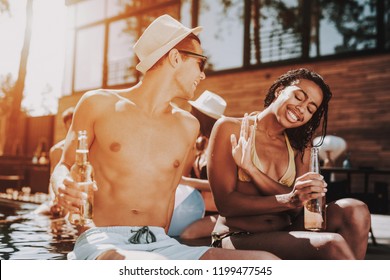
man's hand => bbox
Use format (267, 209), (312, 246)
(57, 176), (85, 215)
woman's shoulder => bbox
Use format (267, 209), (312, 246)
(215, 116), (241, 127)
(210, 116), (241, 140)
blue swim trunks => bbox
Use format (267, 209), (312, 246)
(67, 226), (210, 260)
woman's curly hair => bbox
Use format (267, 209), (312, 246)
(264, 68), (332, 155)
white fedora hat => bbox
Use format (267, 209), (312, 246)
(188, 90), (227, 120)
(133, 14), (202, 74)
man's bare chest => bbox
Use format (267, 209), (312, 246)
(94, 116), (189, 166)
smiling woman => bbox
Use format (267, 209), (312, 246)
(0, 0), (67, 116)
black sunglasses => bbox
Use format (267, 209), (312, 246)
(177, 50), (207, 72)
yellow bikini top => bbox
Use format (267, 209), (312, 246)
(238, 114), (296, 187)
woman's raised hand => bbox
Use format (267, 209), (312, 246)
(231, 113), (255, 171)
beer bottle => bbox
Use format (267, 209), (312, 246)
(68, 130), (94, 225)
(304, 147), (326, 231)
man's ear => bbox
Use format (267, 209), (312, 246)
(168, 48), (180, 69)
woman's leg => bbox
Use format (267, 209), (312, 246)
(200, 247), (280, 260)
(224, 230), (355, 260)
(180, 214), (218, 240)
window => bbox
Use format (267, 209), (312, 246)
(74, 25), (105, 91)
(310, 0), (377, 57)
(180, 0), (192, 28)
(385, 0), (390, 50)
(62, 28), (75, 95)
(62, 5), (76, 95)
(139, 5), (180, 34)
(107, 0), (128, 18)
(71, 0), (180, 91)
(107, 0), (177, 18)
(249, 0), (301, 65)
(67, 0), (386, 93)
(198, 0), (244, 71)
(107, 18), (138, 86)
(75, 0), (105, 27)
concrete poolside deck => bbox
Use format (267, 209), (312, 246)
(366, 214), (390, 260)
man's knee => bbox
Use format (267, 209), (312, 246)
(96, 249), (125, 260)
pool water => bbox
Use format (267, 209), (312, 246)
(0, 202), (77, 260)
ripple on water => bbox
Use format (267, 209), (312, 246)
(0, 203), (78, 260)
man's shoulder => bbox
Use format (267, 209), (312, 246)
(171, 105), (199, 135)
(77, 89), (120, 110)
(171, 103), (192, 117)
(172, 105), (198, 124)
(82, 88), (118, 100)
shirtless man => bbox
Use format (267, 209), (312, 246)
(51, 14), (277, 260)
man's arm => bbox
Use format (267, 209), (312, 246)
(50, 90), (99, 212)
(49, 144), (63, 175)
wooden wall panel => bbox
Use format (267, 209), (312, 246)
(25, 115), (55, 158)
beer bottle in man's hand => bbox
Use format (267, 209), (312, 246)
(69, 130), (95, 226)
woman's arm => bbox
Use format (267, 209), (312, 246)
(229, 114), (291, 196)
(208, 117), (326, 218)
(207, 118), (295, 217)
(244, 166), (292, 196)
